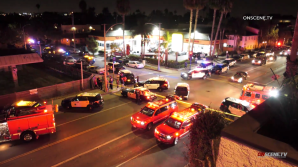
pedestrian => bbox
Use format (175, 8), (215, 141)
(184, 61), (187, 69)
(109, 76), (113, 90)
(116, 78), (120, 88)
(136, 90), (140, 105)
(136, 76), (139, 83)
(94, 77), (98, 88)
(123, 76), (127, 86)
(98, 77), (102, 90)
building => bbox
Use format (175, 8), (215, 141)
(60, 25), (101, 46)
(226, 26), (259, 51)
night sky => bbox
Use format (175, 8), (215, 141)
(0, 0), (297, 17)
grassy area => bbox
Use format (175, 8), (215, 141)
(0, 64), (75, 95)
(144, 65), (159, 71)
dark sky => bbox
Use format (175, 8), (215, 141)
(0, 0), (297, 17)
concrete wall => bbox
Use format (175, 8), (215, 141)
(216, 137), (296, 167)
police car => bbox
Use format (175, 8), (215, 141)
(121, 87), (157, 101)
(220, 97), (255, 117)
(181, 68), (211, 80)
(135, 76), (170, 92)
(211, 64), (229, 74)
(61, 93), (104, 110)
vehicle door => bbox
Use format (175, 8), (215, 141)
(78, 96), (89, 107)
(128, 90), (136, 99)
(192, 70), (198, 78)
(71, 97), (80, 108)
(228, 103), (244, 117)
(153, 105), (169, 123)
(144, 81), (152, 89)
(197, 70), (206, 78)
(180, 118), (192, 137)
(151, 81), (160, 89)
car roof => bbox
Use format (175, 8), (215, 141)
(77, 92), (100, 97)
(225, 97), (250, 107)
(236, 71), (247, 74)
(225, 58), (234, 60)
(171, 108), (198, 122)
(148, 76), (167, 81)
(176, 83), (189, 87)
(192, 68), (208, 71)
(120, 70), (132, 73)
(134, 87), (149, 91)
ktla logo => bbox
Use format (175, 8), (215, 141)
(258, 152), (287, 158)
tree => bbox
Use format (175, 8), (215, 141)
(132, 18), (151, 59)
(183, 0), (199, 59)
(211, 0), (233, 56)
(188, 110), (227, 167)
(79, 0), (87, 13)
(209, 0), (221, 56)
(226, 18), (247, 51)
(36, 4), (40, 12)
(279, 30), (292, 45)
(266, 25), (279, 46)
(191, 0), (207, 53)
(161, 31), (172, 65)
(0, 24), (22, 48)
(116, 0), (131, 57)
(110, 42), (120, 55)
(86, 37), (99, 55)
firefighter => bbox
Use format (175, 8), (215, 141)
(109, 76), (113, 90)
(123, 76), (127, 86)
(97, 77), (102, 90)
(136, 90), (140, 105)
(94, 77), (98, 88)
(136, 76), (139, 83)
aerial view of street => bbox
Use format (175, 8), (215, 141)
(0, 0), (298, 167)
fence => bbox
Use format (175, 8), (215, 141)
(0, 75), (92, 107)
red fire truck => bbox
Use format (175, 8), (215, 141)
(0, 101), (56, 143)
(154, 104), (205, 145)
(240, 83), (279, 105)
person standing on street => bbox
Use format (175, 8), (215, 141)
(98, 77), (102, 90)
(136, 76), (139, 83)
(116, 78), (120, 88)
(109, 76), (113, 90)
(136, 90), (140, 105)
(94, 77), (98, 88)
(184, 61), (187, 69)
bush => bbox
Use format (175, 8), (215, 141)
(188, 110), (228, 167)
(128, 55), (141, 61)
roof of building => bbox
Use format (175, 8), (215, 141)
(0, 52), (43, 67)
(0, 49), (35, 56)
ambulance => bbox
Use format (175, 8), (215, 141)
(240, 83), (279, 105)
(0, 101), (56, 143)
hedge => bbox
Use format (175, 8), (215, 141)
(128, 54), (196, 69)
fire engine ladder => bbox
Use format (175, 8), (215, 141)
(0, 121), (10, 143)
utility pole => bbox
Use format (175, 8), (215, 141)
(104, 24), (108, 93)
(39, 42), (42, 57)
(122, 15), (125, 58)
(72, 12), (76, 50)
(158, 23), (161, 71)
(81, 61), (83, 90)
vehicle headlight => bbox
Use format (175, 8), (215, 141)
(155, 129), (159, 134)
(252, 60), (255, 63)
(280, 52), (282, 54)
(130, 117), (133, 121)
(231, 76), (234, 80)
(269, 57), (273, 60)
(258, 60), (261, 63)
(183, 73), (187, 76)
(238, 78), (243, 82)
(270, 90), (279, 97)
(166, 135), (172, 140)
(140, 121), (145, 125)
(284, 52), (287, 55)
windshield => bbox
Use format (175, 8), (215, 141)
(165, 117), (182, 129)
(176, 87), (187, 91)
(140, 107), (155, 117)
(136, 62), (142, 64)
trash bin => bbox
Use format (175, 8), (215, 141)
(142, 60), (146, 66)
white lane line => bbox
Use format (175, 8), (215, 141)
(116, 144), (158, 167)
(51, 130), (137, 167)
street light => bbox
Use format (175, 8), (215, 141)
(71, 11), (76, 51)
(103, 23), (123, 93)
(145, 23), (161, 71)
(22, 24), (30, 50)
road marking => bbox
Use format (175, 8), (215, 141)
(51, 130), (137, 167)
(0, 114), (132, 166)
(58, 102), (132, 127)
(115, 144), (158, 167)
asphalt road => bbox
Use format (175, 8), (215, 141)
(0, 55), (286, 167)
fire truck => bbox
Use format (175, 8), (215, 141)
(0, 101), (56, 143)
(240, 83), (279, 105)
(154, 103), (206, 145)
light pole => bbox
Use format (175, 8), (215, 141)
(71, 12), (76, 50)
(22, 24), (30, 50)
(103, 23), (123, 93)
(145, 23), (161, 71)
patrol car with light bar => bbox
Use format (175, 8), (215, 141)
(61, 92), (104, 110)
(135, 76), (170, 92)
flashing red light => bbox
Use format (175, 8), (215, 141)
(189, 51), (193, 55)
(44, 101), (47, 104)
(251, 105), (256, 108)
(278, 42), (281, 46)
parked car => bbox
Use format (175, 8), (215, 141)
(174, 83), (190, 100)
(252, 57), (266, 65)
(63, 56), (77, 65)
(61, 93), (104, 111)
(69, 48), (81, 54)
(222, 58), (236, 67)
(181, 68), (211, 80)
(126, 61), (144, 68)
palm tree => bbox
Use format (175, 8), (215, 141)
(191, 0), (207, 52)
(285, 13), (298, 78)
(183, 0), (199, 57)
(226, 18), (247, 51)
(79, 0), (87, 13)
(132, 18), (151, 59)
(209, 0), (221, 56)
(211, 0), (232, 56)
(219, 18), (228, 52)
(116, 0), (131, 57)
(36, 4), (40, 13)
